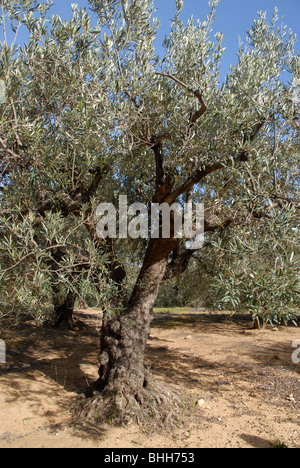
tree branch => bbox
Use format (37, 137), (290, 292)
(164, 246), (195, 281)
(124, 90), (151, 145)
(151, 133), (172, 147)
(188, 89), (207, 133)
(156, 72), (207, 134)
(84, 165), (108, 201)
(163, 214), (234, 281)
(164, 119), (266, 205)
(152, 142), (167, 203)
(164, 161), (224, 205)
(0, 137), (22, 161)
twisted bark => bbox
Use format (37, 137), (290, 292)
(93, 238), (178, 420)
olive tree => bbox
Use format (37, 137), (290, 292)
(1, 0), (299, 423)
(87, 0), (299, 422)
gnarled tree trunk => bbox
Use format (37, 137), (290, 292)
(91, 237), (179, 422)
(53, 291), (77, 329)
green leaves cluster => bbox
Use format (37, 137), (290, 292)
(212, 208), (299, 326)
(0, 0), (299, 324)
(0, 209), (112, 322)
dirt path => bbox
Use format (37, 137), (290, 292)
(0, 310), (299, 448)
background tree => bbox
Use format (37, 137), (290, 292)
(0, 0), (125, 325)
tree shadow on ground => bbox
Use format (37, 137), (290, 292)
(145, 342), (258, 395)
(152, 311), (254, 333)
(0, 311), (107, 443)
(239, 434), (274, 448)
(0, 309), (299, 443)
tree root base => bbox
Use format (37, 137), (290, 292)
(74, 381), (201, 431)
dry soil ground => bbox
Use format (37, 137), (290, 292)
(0, 308), (299, 448)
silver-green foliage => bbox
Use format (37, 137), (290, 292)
(212, 208), (299, 326)
(0, 209), (112, 321)
(0, 0), (299, 323)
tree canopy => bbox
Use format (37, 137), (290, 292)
(1, 0), (298, 325)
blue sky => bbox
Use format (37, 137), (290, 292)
(155, 0), (300, 80)
(4, 0), (300, 81)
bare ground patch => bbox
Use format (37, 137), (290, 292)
(0, 309), (299, 448)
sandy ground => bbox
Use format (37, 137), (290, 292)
(0, 309), (299, 449)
